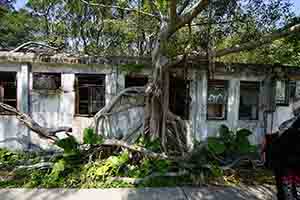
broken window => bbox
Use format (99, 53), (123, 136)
(0, 72), (17, 114)
(207, 80), (228, 120)
(33, 73), (61, 90)
(75, 74), (105, 116)
(169, 77), (190, 120)
(239, 81), (260, 120)
(275, 80), (289, 106)
(125, 75), (148, 88)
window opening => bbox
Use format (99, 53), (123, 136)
(169, 77), (190, 120)
(239, 81), (260, 120)
(0, 72), (17, 114)
(33, 73), (61, 90)
(75, 74), (105, 116)
(207, 80), (228, 120)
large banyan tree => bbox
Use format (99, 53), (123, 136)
(1, 0), (300, 157)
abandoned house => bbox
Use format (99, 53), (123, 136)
(0, 51), (299, 150)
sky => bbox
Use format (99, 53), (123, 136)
(14, 0), (300, 15)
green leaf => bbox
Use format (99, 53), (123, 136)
(235, 136), (251, 154)
(55, 136), (79, 156)
(207, 137), (226, 155)
(83, 128), (103, 145)
(236, 129), (253, 138)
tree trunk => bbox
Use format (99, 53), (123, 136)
(145, 21), (187, 155)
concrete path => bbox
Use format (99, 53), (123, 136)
(0, 185), (276, 200)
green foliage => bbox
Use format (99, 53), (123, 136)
(120, 64), (145, 73)
(207, 125), (257, 156)
(0, 8), (38, 49)
(83, 128), (103, 145)
(0, 148), (38, 168)
(136, 135), (161, 153)
(55, 136), (80, 156)
(207, 137), (226, 155)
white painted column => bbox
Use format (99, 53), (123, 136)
(17, 64), (30, 113)
(105, 67), (125, 105)
(60, 73), (75, 127)
(191, 70), (208, 141)
(227, 79), (240, 131)
(17, 63), (30, 149)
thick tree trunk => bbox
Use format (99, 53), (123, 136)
(145, 21), (187, 155)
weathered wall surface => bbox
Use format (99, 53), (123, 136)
(0, 57), (299, 150)
(0, 62), (147, 150)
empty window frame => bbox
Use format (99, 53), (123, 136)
(169, 77), (190, 120)
(125, 75), (148, 88)
(75, 74), (105, 116)
(0, 72), (17, 114)
(33, 73), (61, 90)
(207, 80), (228, 120)
(239, 81), (260, 120)
(275, 80), (289, 106)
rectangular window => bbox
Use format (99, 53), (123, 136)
(207, 80), (228, 120)
(33, 73), (61, 90)
(125, 75), (148, 88)
(0, 72), (17, 114)
(169, 77), (190, 120)
(239, 81), (260, 120)
(275, 80), (289, 106)
(75, 74), (105, 116)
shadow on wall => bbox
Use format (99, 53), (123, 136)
(0, 137), (45, 151)
(0, 185), (276, 200)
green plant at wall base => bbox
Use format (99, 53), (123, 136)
(83, 128), (103, 145)
(119, 64), (145, 73)
(207, 125), (257, 157)
(55, 136), (80, 156)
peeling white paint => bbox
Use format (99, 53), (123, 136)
(0, 62), (299, 150)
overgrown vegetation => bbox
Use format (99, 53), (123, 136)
(0, 125), (273, 188)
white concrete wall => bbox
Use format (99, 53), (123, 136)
(0, 64), (30, 150)
(0, 62), (298, 150)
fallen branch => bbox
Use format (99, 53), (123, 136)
(16, 162), (54, 171)
(203, 155), (257, 171)
(0, 103), (72, 142)
(102, 139), (168, 160)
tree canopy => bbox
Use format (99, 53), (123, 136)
(0, 0), (298, 65)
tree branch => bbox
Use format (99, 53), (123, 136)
(10, 41), (60, 53)
(214, 24), (300, 57)
(175, 0), (209, 33)
(0, 103), (72, 142)
(177, 0), (192, 15)
(101, 139), (168, 159)
(80, 0), (160, 20)
(169, 0), (177, 25)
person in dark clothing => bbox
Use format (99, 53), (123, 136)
(268, 109), (300, 199)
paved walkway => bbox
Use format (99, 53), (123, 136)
(0, 185), (276, 200)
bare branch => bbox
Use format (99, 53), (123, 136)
(102, 139), (168, 159)
(10, 41), (60, 53)
(175, 0), (209, 32)
(80, 0), (160, 20)
(177, 0), (192, 15)
(215, 24), (300, 57)
(0, 103), (72, 142)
